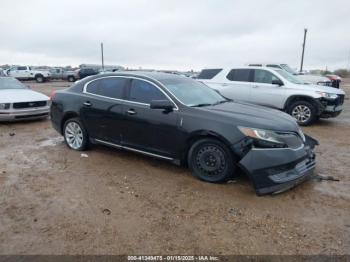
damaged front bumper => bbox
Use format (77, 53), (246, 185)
(237, 135), (318, 196)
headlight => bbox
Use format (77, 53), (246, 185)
(317, 81), (331, 86)
(238, 127), (304, 149)
(316, 91), (338, 99)
(297, 127), (305, 142)
(238, 127), (287, 148)
(0, 103), (10, 110)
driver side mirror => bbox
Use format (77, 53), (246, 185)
(150, 100), (174, 112)
(272, 79), (284, 86)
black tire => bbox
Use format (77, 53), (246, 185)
(67, 76), (75, 82)
(63, 117), (88, 151)
(188, 138), (235, 183)
(35, 74), (44, 83)
(287, 100), (317, 126)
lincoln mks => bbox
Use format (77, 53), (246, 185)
(50, 72), (318, 195)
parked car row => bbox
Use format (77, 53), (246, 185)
(197, 67), (345, 125)
(2, 65), (122, 83)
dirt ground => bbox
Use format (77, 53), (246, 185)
(0, 79), (349, 255)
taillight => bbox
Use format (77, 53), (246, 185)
(50, 91), (56, 101)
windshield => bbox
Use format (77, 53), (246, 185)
(274, 69), (304, 85)
(0, 77), (27, 90)
(159, 77), (229, 107)
(280, 64), (297, 75)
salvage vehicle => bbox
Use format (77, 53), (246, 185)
(326, 74), (342, 89)
(248, 63), (334, 87)
(49, 68), (79, 82)
(0, 77), (50, 121)
(198, 67), (345, 125)
(5, 66), (51, 83)
(50, 72), (318, 195)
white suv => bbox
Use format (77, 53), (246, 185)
(197, 67), (345, 125)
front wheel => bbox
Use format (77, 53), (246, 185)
(287, 100), (317, 126)
(35, 74), (44, 83)
(188, 138), (235, 183)
(63, 118), (88, 151)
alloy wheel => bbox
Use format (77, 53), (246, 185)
(65, 122), (84, 149)
(292, 105), (311, 123)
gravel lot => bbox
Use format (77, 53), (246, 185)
(0, 79), (349, 255)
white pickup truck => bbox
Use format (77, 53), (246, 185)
(5, 66), (51, 83)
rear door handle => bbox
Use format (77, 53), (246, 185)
(127, 109), (136, 115)
(252, 85), (259, 88)
(83, 101), (92, 107)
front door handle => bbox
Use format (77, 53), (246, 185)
(127, 109), (136, 115)
(83, 101), (92, 107)
(252, 85), (259, 88)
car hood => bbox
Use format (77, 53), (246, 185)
(200, 101), (300, 132)
(0, 89), (49, 103)
(296, 74), (330, 83)
(290, 83), (345, 95)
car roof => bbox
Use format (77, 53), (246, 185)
(202, 66), (279, 71)
(89, 71), (186, 81)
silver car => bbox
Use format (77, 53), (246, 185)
(198, 67), (345, 125)
(0, 77), (50, 121)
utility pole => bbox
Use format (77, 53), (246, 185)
(300, 28), (307, 73)
(101, 42), (105, 72)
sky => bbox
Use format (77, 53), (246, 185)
(0, 0), (349, 71)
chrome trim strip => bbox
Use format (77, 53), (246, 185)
(251, 144), (305, 151)
(95, 139), (122, 148)
(83, 76), (179, 110)
(94, 139), (174, 160)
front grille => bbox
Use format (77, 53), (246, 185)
(14, 113), (49, 119)
(13, 101), (47, 109)
(331, 80), (341, 88)
(338, 95), (344, 105)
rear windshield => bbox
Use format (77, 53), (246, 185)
(197, 69), (222, 79)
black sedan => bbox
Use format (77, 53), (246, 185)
(50, 72), (318, 195)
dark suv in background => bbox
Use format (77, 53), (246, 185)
(78, 68), (99, 79)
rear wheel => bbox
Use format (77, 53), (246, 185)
(287, 100), (317, 126)
(188, 138), (235, 183)
(63, 118), (88, 151)
(68, 76), (75, 82)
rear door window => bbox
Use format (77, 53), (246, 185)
(226, 69), (252, 82)
(86, 77), (127, 99)
(197, 69), (222, 79)
(128, 79), (167, 104)
(253, 69), (280, 84)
